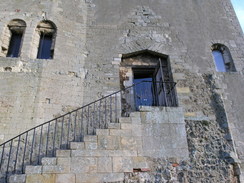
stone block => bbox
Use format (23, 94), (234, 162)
(173, 73), (185, 80)
(132, 157), (149, 169)
(56, 174), (75, 183)
(25, 165), (42, 174)
(108, 150), (137, 157)
(119, 117), (131, 123)
(57, 157), (71, 166)
(85, 142), (98, 150)
(121, 123), (142, 136)
(41, 157), (57, 166)
(97, 157), (112, 172)
(97, 135), (120, 150)
(108, 123), (120, 129)
(121, 136), (137, 150)
(70, 142), (85, 150)
(130, 117), (141, 124)
(176, 87), (190, 94)
(96, 129), (109, 135)
(56, 150), (71, 157)
(84, 135), (97, 142)
(120, 123), (133, 130)
(9, 174), (26, 183)
(113, 157), (133, 172)
(130, 112), (141, 118)
(42, 165), (69, 174)
(26, 174), (56, 183)
(110, 129), (132, 136)
(76, 173), (124, 183)
(184, 112), (196, 117)
(71, 157), (97, 173)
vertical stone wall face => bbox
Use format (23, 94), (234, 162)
(0, 0), (244, 182)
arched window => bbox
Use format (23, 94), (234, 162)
(211, 44), (236, 72)
(1, 19), (26, 58)
(35, 20), (56, 59)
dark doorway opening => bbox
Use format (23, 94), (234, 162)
(120, 51), (178, 115)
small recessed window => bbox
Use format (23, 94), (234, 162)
(212, 50), (226, 72)
(37, 33), (53, 59)
(1, 19), (26, 58)
(7, 32), (23, 58)
(35, 20), (56, 59)
(211, 44), (236, 72)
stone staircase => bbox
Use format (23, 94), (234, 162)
(9, 113), (150, 183)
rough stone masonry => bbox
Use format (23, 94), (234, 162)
(0, 0), (244, 182)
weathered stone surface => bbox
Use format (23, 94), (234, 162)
(57, 157), (71, 166)
(56, 150), (71, 157)
(71, 157), (97, 173)
(56, 174), (75, 183)
(110, 129), (132, 136)
(25, 166), (42, 174)
(97, 157), (113, 173)
(98, 135), (120, 150)
(70, 142), (85, 150)
(76, 173), (124, 183)
(42, 165), (69, 174)
(41, 157), (57, 166)
(113, 157), (133, 172)
(26, 174), (56, 183)
(84, 136), (97, 142)
(120, 136), (137, 151)
(108, 123), (121, 129)
(96, 129), (109, 135)
(9, 174), (26, 183)
(85, 142), (98, 150)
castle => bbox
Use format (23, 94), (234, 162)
(0, 0), (243, 182)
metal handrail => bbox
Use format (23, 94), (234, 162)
(0, 81), (177, 182)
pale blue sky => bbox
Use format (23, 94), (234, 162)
(231, 0), (244, 31)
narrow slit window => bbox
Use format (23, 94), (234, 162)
(212, 50), (226, 72)
(211, 44), (236, 72)
(37, 33), (53, 59)
(1, 19), (26, 58)
(35, 20), (56, 59)
(7, 32), (23, 58)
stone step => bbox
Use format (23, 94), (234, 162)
(41, 157), (57, 166)
(118, 117), (131, 123)
(71, 150), (137, 157)
(25, 164), (70, 175)
(107, 123), (120, 129)
(130, 112), (141, 118)
(70, 142), (85, 150)
(84, 135), (97, 142)
(9, 174), (26, 183)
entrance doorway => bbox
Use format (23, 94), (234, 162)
(120, 51), (177, 115)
